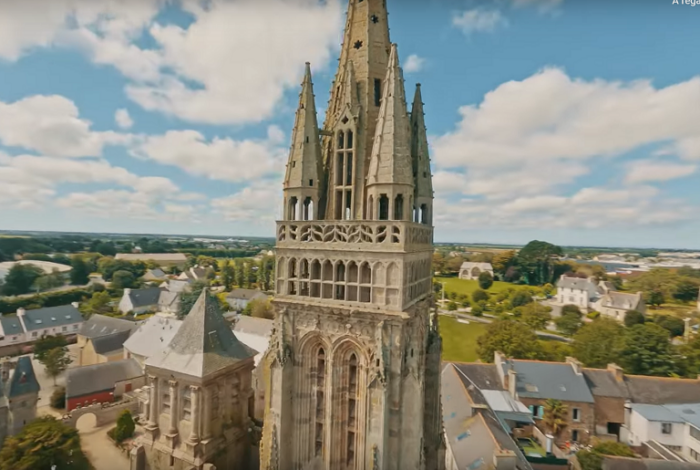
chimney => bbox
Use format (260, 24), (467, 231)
(16, 308), (25, 317)
(494, 351), (507, 388)
(566, 356), (582, 374)
(1, 360), (12, 383)
(684, 318), (692, 340)
(545, 433), (554, 455)
(507, 368), (517, 399)
(71, 302), (80, 309)
(608, 363), (624, 382)
(124, 288), (131, 296)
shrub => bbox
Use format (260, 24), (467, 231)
(50, 386), (66, 409)
(460, 299), (471, 308)
(471, 305), (483, 316)
(447, 301), (458, 311)
(561, 304), (582, 318)
(112, 410), (135, 443)
(624, 310), (645, 328)
(478, 272), (494, 290)
(587, 311), (600, 319)
(472, 289), (489, 303)
(511, 290), (533, 307)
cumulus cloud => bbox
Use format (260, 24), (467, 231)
(131, 126), (287, 182)
(115, 108), (134, 129)
(452, 9), (508, 35)
(0, 95), (132, 157)
(211, 180), (282, 225)
(625, 160), (697, 184)
(404, 54), (425, 73)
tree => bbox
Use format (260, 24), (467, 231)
(249, 298), (274, 320)
(577, 441), (635, 470)
(538, 341), (573, 362)
(222, 261), (235, 291)
(572, 318), (624, 368)
(561, 304), (582, 317)
(514, 240), (563, 286)
(234, 260), (245, 287)
(70, 256), (90, 285)
(510, 290), (532, 307)
(627, 268), (680, 300)
(618, 323), (676, 376)
(674, 278), (700, 302)
(555, 312), (583, 336)
(472, 289), (489, 303)
(33, 335), (68, 363)
(33, 269), (65, 292)
(492, 250), (517, 277)
(39, 347), (72, 385)
(478, 271), (494, 290)
(446, 301), (457, 311)
(647, 290), (665, 308)
(1, 264), (43, 296)
(519, 302), (552, 331)
(542, 399), (568, 436)
(112, 410), (136, 443)
(624, 310), (645, 327)
(81, 291), (114, 318)
(678, 335), (700, 378)
(654, 315), (685, 338)
(504, 266), (521, 283)
(476, 320), (541, 363)
(542, 283), (554, 296)
(111, 270), (136, 289)
(50, 386), (66, 409)
(471, 305), (483, 316)
(432, 252), (447, 274)
(0, 416), (91, 470)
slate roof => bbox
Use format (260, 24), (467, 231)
(66, 358), (143, 399)
(226, 288), (268, 301)
(0, 316), (24, 337)
(145, 290), (256, 378)
(158, 291), (180, 310)
(624, 375), (700, 404)
(556, 275), (595, 291)
(115, 253), (187, 262)
(79, 314), (136, 339)
(165, 280), (191, 293)
(451, 363), (503, 391)
(143, 268), (166, 280)
(22, 305), (83, 332)
(232, 315), (274, 337)
(7, 356), (40, 398)
(127, 288), (162, 308)
(508, 360), (595, 403)
(123, 315), (183, 360)
(600, 291), (644, 310)
(92, 329), (133, 355)
(583, 368), (629, 398)
(630, 404), (687, 423)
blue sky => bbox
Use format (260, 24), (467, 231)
(0, 0), (699, 249)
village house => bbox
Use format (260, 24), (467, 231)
(176, 266), (211, 282)
(596, 291), (646, 323)
(65, 358), (145, 411)
(0, 304), (83, 349)
(0, 356), (41, 442)
(115, 253), (188, 269)
(555, 274), (646, 321)
(555, 275), (601, 310)
(459, 262), (495, 281)
(77, 314), (140, 366)
(118, 287), (180, 315)
(225, 288), (269, 312)
(142, 268), (167, 283)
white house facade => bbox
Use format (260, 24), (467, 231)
(624, 403), (700, 462)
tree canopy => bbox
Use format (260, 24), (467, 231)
(618, 323), (676, 376)
(0, 416), (91, 470)
(478, 271), (493, 290)
(514, 240), (563, 285)
(572, 318), (624, 368)
(70, 256), (90, 285)
(623, 310), (645, 327)
(1, 264), (43, 296)
(476, 320), (541, 363)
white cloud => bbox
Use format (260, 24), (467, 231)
(0, 95), (131, 157)
(115, 108), (134, 129)
(625, 160), (697, 184)
(432, 68), (700, 170)
(211, 180), (281, 225)
(404, 54), (425, 73)
(511, 0), (563, 12)
(452, 9), (508, 35)
(132, 126), (286, 182)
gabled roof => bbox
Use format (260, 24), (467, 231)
(601, 291), (644, 310)
(556, 275), (595, 291)
(508, 360), (595, 403)
(115, 253), (187, 262)
(79, 314), (136, 339)
(624, 375), (700, 404)
(158, 290), (180, 309)
(123, 315), (183, 360)
(92, 329), (133, 355)
(583, 368), (629, 398)
(0, 316), (24, 337)
(66, 358), (142, 399)
(452, 363), (503, 391)
(7, 356), (40, 398)
(126, 288), (162, 308)
(22, 305), (83, 331)
(143, 268), (166, 279)
(145, 290), (256, 378)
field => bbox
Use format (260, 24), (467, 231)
(648, 303), (698, 318)
(435, 277), (525, 298)
(438, 315), (487, 363)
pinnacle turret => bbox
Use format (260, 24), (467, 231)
(411, 83), (433, 224)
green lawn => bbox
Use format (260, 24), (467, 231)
(439, 316), (487, 363)
(648, 303), (697, 318)
(435, 277), (525, 298)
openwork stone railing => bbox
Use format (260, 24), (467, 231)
(276, 220), (433, 252)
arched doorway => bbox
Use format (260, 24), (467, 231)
(75, 413), (97, 432)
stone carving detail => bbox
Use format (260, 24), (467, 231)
(368, 321), (387, 387)
(279, 221), (402, 245)
(270, 310), (292, 368)
(269, 423), (279, 470)
(372, 444), (380, 470)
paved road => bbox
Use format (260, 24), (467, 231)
(78, 421), (129, 470)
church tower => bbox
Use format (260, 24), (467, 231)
(263, 0), (444, 469)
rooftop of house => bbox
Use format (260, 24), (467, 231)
(124, 287), (162, 308)
(442, 363), (533, 470)
(0, 316), (24, 337)
(226, 288), (269, 301)
(145, 290), (256, 378)
(7, 356), (40, 398)
(66, 358), (143, 399)
(92, 329), (134, 356)
(451, 363), (503, 391)
(123, 315), (183, 360)
(556, 275), (596, 291)
(503, 359), (595, 403)
(584, 366), (700, 404)
(20, 304), (83, 332)
(164, 279), (191, 293)
(115, 253), (187, 262)
(79, 314), (137, 339)
(601, 291), (644, 310)
(143, 268), (166, 279)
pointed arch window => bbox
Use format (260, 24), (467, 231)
(315, 347), (326, 456)
(345, 353), (359, 466)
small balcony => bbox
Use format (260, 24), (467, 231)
(276, 220), (433, 253)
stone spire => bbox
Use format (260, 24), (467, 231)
(367, 43), (413, 188)
(284, 63), (322, 192)
(410, 83), (434, 225)
(145, 289), (255, 378)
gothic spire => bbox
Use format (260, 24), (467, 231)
(283, 62), (322, 191)
(411, 83), (433, 201)
(367, 43), (414, 188)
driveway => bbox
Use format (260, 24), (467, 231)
(78, 421), (129, 470)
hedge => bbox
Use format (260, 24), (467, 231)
(0, 289), (92, 315)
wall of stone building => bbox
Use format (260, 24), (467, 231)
(114, 376), (146, 398)
(8, 392), (38, 436)
(79, 340), (99, 366)
(518, 397), (596, 445)
(593, 396), (626, 436)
